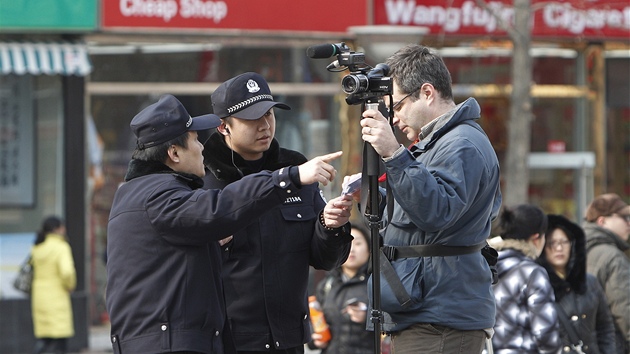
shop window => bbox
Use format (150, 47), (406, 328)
(0, 74), (65, 299)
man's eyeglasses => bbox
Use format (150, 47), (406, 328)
(391, 90), (418, 111)
(546, 239), (571, 249)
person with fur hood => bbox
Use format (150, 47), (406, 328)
(537, 214), (615, 354)
(490, 204), (561, 353)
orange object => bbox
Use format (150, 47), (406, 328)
(308, 295), (331, 343)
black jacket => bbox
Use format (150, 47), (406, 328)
(106, 159), (299, 354)
(202, 133), (353, 351)
(315, 263), (374, 354)
(537, 215), (616, 354)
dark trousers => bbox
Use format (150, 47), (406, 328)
(391, 323), (486, 354)
(33, 338), (68, 354)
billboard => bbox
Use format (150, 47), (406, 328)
(102, 0), (366, 33)
(374, 0), (630, 40)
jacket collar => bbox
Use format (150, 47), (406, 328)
(45, 233), (67, 241)
(124, 159), (204, 189)
(202, 132), (307, 183)
(495, 238), (540, 259)
(329, 262), (370, 284)
(414, 97), (481, 152)
(583, 222), (630, 252)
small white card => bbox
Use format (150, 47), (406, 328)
(341, 173), (362, 195)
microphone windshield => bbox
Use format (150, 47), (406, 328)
(306, 44), (341, 59)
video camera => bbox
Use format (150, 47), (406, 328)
(306, 42), (392, 105)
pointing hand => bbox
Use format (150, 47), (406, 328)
(298, 151), (343, 186)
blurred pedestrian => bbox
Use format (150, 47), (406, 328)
(106, 94), (345, 354)
(491, 204), (560, 353)
(583, 193), (630, 354)
(538, 214), (615, 353)
(310, 224), (373, 354)
(203, 72), (353, 354)
(31, 216), (76, 354)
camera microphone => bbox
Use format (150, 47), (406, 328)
(306, 43), (344, 59)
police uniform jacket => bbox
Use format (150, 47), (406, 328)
(202, 134), (353, 351)
(106, 158), (301, 354)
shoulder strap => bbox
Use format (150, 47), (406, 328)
(554, 303), (585, 353)
(382, 241), (487, 261)
(379, 248), (413, 309)
(379, 241), (491, 308)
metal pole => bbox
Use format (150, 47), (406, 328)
(364, 101), (382, 354)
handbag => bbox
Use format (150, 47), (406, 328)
(13, 254), (33, 295)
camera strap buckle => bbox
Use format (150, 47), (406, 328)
(382, 246), (397, 261)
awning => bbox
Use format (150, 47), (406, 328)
(0, 42), (92, 76)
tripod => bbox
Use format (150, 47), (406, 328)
(360, 99), (393, 354)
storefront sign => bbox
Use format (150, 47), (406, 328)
(102, 0), (366, 33)
(375, 0), (630, 40)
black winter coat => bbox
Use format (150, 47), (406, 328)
(538, 215), (616, 354)
(107, 159), (298, 354)
(202, 134), (353, 351)
(315, 264), (374, 354)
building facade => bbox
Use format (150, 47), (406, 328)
(0, 0), (628, 352)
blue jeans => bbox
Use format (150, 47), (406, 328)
(391, 323), (486, 354)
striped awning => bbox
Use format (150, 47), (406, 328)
(0, 42), (92, 76)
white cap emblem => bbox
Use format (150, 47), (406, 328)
(246, 79), (260, 93)
(186, 116), (192, 127)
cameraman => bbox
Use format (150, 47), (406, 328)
(358, 44), (502, 353)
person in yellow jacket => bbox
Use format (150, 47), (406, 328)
(31, 216), (76, 354)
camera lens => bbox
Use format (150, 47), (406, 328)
(341, 74), (368, 94)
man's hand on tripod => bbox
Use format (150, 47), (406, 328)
(361, 107), (400, 158)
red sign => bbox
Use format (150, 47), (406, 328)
(374, 0), (630, 40)
(102, 0), (366, 33)
(547, 140), (566, 153)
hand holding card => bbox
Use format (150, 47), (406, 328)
(341, 173), (362, 196)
